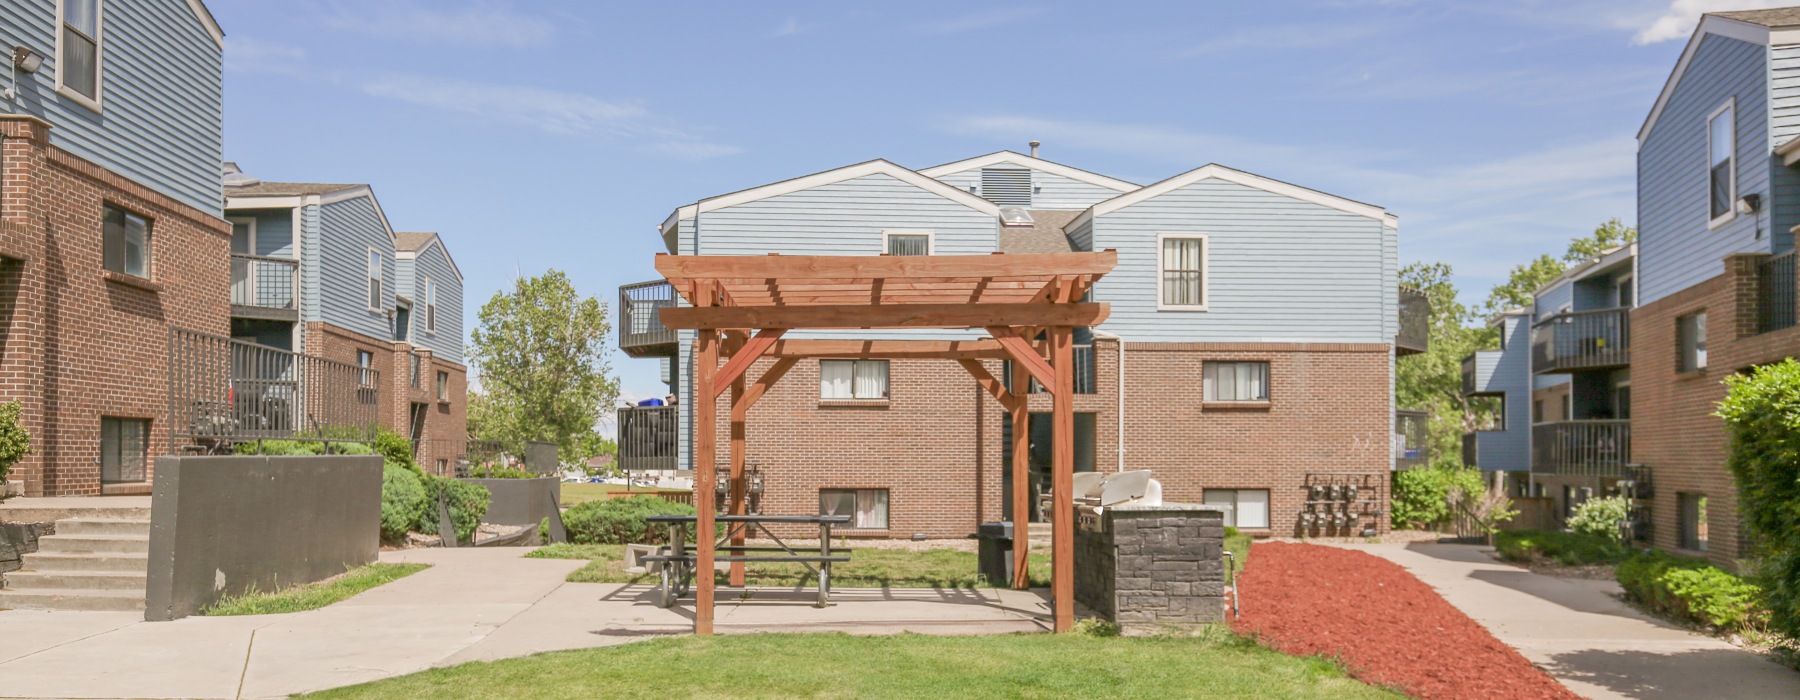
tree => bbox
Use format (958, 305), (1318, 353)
(1717, 359), (1800, 640)
(467, 270), (619, 457)
(1398, 262), (1486, 463)
(1563, 218), (1636, 264)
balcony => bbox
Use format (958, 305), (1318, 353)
(1002, 344), (1097, 395)
(619, 280), (678, 358)
(230, 254), (299, 321)
(1758, 250), (1796, 334)
(1396, 285), (1429, 356)
(1395, 408), (1429, 469)
(167, 327), (379, 449)
(1532, 420), (1630, 478)
(1531, 308), (1629, 374)
(618, 404), (678, 472)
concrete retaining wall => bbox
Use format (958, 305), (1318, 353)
(144, 455), (382, 621)
(0, 521), (52, 575)
(461, 477), (559, 530)
(1074, 504), (1226, 635)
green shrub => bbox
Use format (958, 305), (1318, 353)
(1494, 529), (1625, 566)
(237, 439), (323, 456)
(1717, 358), (1800, 640)
(415, 475), (491, 543)
(1617, 550), (1766, 630)
(561, 495), (698, 545)
(1567, 496), (1631, 543)
(0, 401), (31, 501)
(331, 441), (375, 456)
(375, 429), (421, 475)
(380, 466), (426, 542)
(467, 464), (537, 479)
(1390, 462), (1484, 529)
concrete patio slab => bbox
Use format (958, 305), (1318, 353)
(0, 614), (274, 699)
(0, 609), (138, 665)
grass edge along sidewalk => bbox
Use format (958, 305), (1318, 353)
(201, 563), (430, 616)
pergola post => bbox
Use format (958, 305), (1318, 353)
(1007, 356), (1031, 590)
(728, 373), (748, 587)
(1050, 325), (1075, 632)
(693, 326), (719, 636)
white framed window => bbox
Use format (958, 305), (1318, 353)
(56, 0), (102, 110)
(357, 350), (374, 386)
(1708, 99), (1736, 227)
(1203, 489), (1270, 529)
(821, 488), (889, 529)
(1203, 361), (1269, 402)
(820, 359), (888, 400)
(1157, 233), (1208, 310)
(365, 247), (383, 311)
(1678, 312), (1707, 372)
(423, 276), (437, 334)
(102, 204), (149, 278)
(100, 416), (147, 483)
(437, 370), (450, 401)
(884, 230), (933, 256)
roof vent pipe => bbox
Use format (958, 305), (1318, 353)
(1029, 140), (1040, 158)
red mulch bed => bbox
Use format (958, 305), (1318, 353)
(1231, 542), (1579, 700)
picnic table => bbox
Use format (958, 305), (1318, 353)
(643, 514), (853, 608)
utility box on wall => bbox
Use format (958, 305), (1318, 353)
(1074, 503), (1227, 635)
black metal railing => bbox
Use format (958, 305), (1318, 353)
(1532, 420), (1631, 478)
(1002, 344), (1096, 395)
(1462, 432), (1478, 468)
(229, 254), (298, 311)
(1395, 408), (1429, 469)
(1396, 285), (1429, 356)
(618, 405), (679, 472)
(168, 327), (379, 450)
(1531, 308), (1630, 374)
(1759, 250), (1797, 333)
(620, 280), (678, 357)
(1461, 353), (1478, 395)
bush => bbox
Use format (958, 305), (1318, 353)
(236, 439), (375, 457)
(415, 475), (491, 543)
(1567, 496), (1631, 543)
(1390, 462), (1484, 529)
(0, 401), (31, 502)
(561, 495), (697, 545)
(1494, 529), (1626, 566)
(380, 466), (426, 542)
(1617, 550), (1766, 631)
(375, 429), (421, 475)
(467, 464), (537, 479)
(1717, 358), (1800, 640)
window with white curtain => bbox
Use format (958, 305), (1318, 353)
(885, 231), (932, 256)
(1158, 234), (1207, 309)
(821, 489), (889, 529)
(59, 0), (101, 104)
(1203, 361), (1269, 402)
(1203, 489), (1269, 529)
(820, 359), (888, 400)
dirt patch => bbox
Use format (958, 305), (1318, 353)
(1232, 542), (1579, 700)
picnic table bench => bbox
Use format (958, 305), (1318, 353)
(642, 514), (853, 608)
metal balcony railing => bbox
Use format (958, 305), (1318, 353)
(1395, 408), (1429, 469)
(230, 254), (298, 314)
(1759, 250), (1797, 334)
(167, 327), (379, 450)
(1531, 308), (1630, 374)
(1002, 344), (1096, 395)
(1461, 353), (1477, 396)
(1462, 432), (1478, 469)
(619, 280), (678, 358)
(618, 405), (679, 472)
(1396, 285), (1429, 356)
(1532, 420), (1631, 478)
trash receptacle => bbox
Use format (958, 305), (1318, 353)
(977, 521), (1014, 586)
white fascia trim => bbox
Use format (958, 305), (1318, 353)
(396, 237), (464, 283)
(917, 151), (1141, 192)
(186, 0), (225, 48)
(660, 207), (690, 238)
(1639, 16), (1770, 145)
(693, 160), (1001, 217)
(1090, 164), (1390, 223)
(1063, 209), (1094, 237)
(225, 195), (303, 209)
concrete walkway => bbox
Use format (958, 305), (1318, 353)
(1339, 542), (1800, 700)
(0, 547), (1049, 699)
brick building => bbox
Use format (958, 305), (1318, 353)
(619, 152), (1423, 538)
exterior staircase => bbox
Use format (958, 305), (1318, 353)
(0, 504), (150, 612)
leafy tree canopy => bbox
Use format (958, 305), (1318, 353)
(468, 270), (619, 457)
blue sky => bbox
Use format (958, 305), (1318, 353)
(208, 0), (1763, 401)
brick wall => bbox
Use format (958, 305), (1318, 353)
(701, 338), (1393, 538)
(304, 321), (467, 473)
(0, 116), (231, 496)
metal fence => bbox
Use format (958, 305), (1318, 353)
(1531, 420), (1631, 478)
(1001, 344), (1096, 395)
(229, 254), (298, 311)
(1759, 250), (1797, 334)
(1530, 308), (1630, 374)
(618, 405), (679, 472)
(1395, 408), (1429, 469)
(619, 280), (678, 355)
(168, 328), (379, 451)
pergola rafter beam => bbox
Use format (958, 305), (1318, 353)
(988, 327), (1056, 394)
(661, 303), (1108, 331)
(728, 339), (1020, 360)
(656, 250), (1117, 283)
(711, 329), (787, 398)
(956, 359), (1019, 413)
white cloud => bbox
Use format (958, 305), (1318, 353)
(772, 17), (814, 38)
(315, 0), (560, 48)
(917, 7), (1044, 35)
(1632, 0), (1786, 44)
(225, 37), (307, 76)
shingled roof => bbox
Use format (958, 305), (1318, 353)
(394, 232), (437, 252)
(1713, 7), (1800, 27)
(999, 210), (1079, 255)
(224, 181), (364, 197)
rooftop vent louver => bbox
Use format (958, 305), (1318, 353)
(979, 168), (1032, 207)
(1000, 207), (1034, 227)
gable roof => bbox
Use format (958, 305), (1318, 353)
(660, 159), (1001, 237)
(225, 181), (363, 197)
(1638, 13), (1800, 144)
(999, 210), (1080, 254)
(1067, 163), (1395, 231)
(917, 151), (1140, 192)
(394, 231), (465, 283)
(186, 0), (225, 47)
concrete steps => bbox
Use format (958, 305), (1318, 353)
(1, 515), (150, 613)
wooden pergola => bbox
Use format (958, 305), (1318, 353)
(654, 250), (1117, 634)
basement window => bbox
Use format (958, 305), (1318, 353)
(821, 488), (888, 529)
(100, 417), (147, 483)
(1203, 489), (1269, 529)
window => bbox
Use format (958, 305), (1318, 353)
(58, 0), (101, 106)
(100, 417), (147, 483)
(1203, 361), (1269, 402)
(1203, 489), (1270, 529)
(366, 248), (383, 311)
(1679, 492), (1709, 551)
(1708, 100), (1736, 225)
(884, 230), (932, 256)
(1678, 312), (1707, 372)
(102, 205), (149, 278)
(409, 353), (421, 388)
(1158, 234), (1207, 309)
(437, 370), (449, 401)
(423, 277), (438, 334)
(821, 489), (888, 529)
(1616, 384), (1632, 420)
(436, 459), (448, 475)
(820, 359), (887, 400)
(357, 350), (374, 386)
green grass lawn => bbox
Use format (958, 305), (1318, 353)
(529, 543), (1054, 588)
(201, 563), (429, 616)
(300, 630), (1400, 699)
(559, 482), (686, 507)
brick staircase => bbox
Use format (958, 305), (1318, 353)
(0, 503), (150, 612)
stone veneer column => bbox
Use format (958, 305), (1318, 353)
(1074, 503), (1227, 635)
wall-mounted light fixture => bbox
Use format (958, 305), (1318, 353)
(3, 47), (41, 101)
(1738, 193), (1762, 215)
